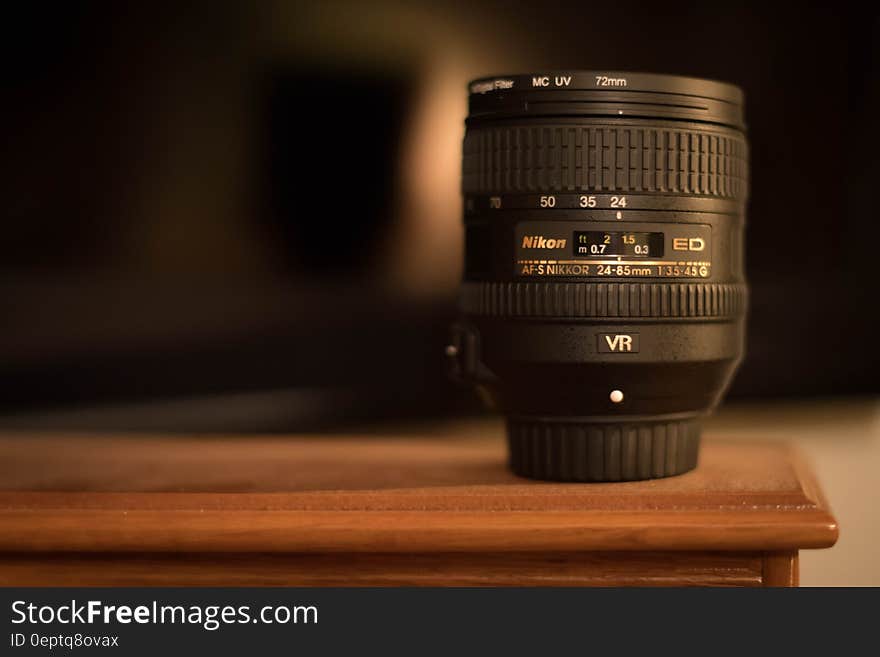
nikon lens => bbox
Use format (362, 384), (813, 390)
(448, 71), (748, 481)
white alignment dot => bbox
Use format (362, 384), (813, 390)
(610, 390), (624, 403)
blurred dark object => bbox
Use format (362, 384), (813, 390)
(0, 1), (877, 431)
(265, 66), (413, 274)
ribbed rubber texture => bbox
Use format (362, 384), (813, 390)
(507, 417), (701, 481)
(462, 124), (747, 200)
(461, 281), (747, 319)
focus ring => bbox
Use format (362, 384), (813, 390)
(460, 282), (747, 319)
(462, 124), (747, 200)
(507, 417), (700, 481)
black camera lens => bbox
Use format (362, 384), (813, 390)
(449, 72), (748, 481)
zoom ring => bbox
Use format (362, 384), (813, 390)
(463, 124), (747, 199)
(508, 417), (700, 481)
(460, 282), (747, 319)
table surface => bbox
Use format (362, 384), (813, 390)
(0, 420), (838, 554)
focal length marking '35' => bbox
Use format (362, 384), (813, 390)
(451, 71), (749, 482)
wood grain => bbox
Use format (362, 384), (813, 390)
(0, 508), (837, 553)
(0, 421), (838, 585)
(0, 425), (838, 554)
(0, 552), (764, 587)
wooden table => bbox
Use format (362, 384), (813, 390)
(0, 421), (838, 586)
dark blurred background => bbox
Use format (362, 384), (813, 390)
(1, 1), (878, 431)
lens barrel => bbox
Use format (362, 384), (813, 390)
(450, 72), (748, 481)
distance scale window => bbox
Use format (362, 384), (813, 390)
(573, 231), (664, 258)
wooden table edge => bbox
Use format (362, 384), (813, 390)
(0, 508), (838, 554)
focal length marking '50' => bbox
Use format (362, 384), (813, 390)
(450, 71), (749, 482)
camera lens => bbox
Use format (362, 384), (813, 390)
(449, 72), (748, 481)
